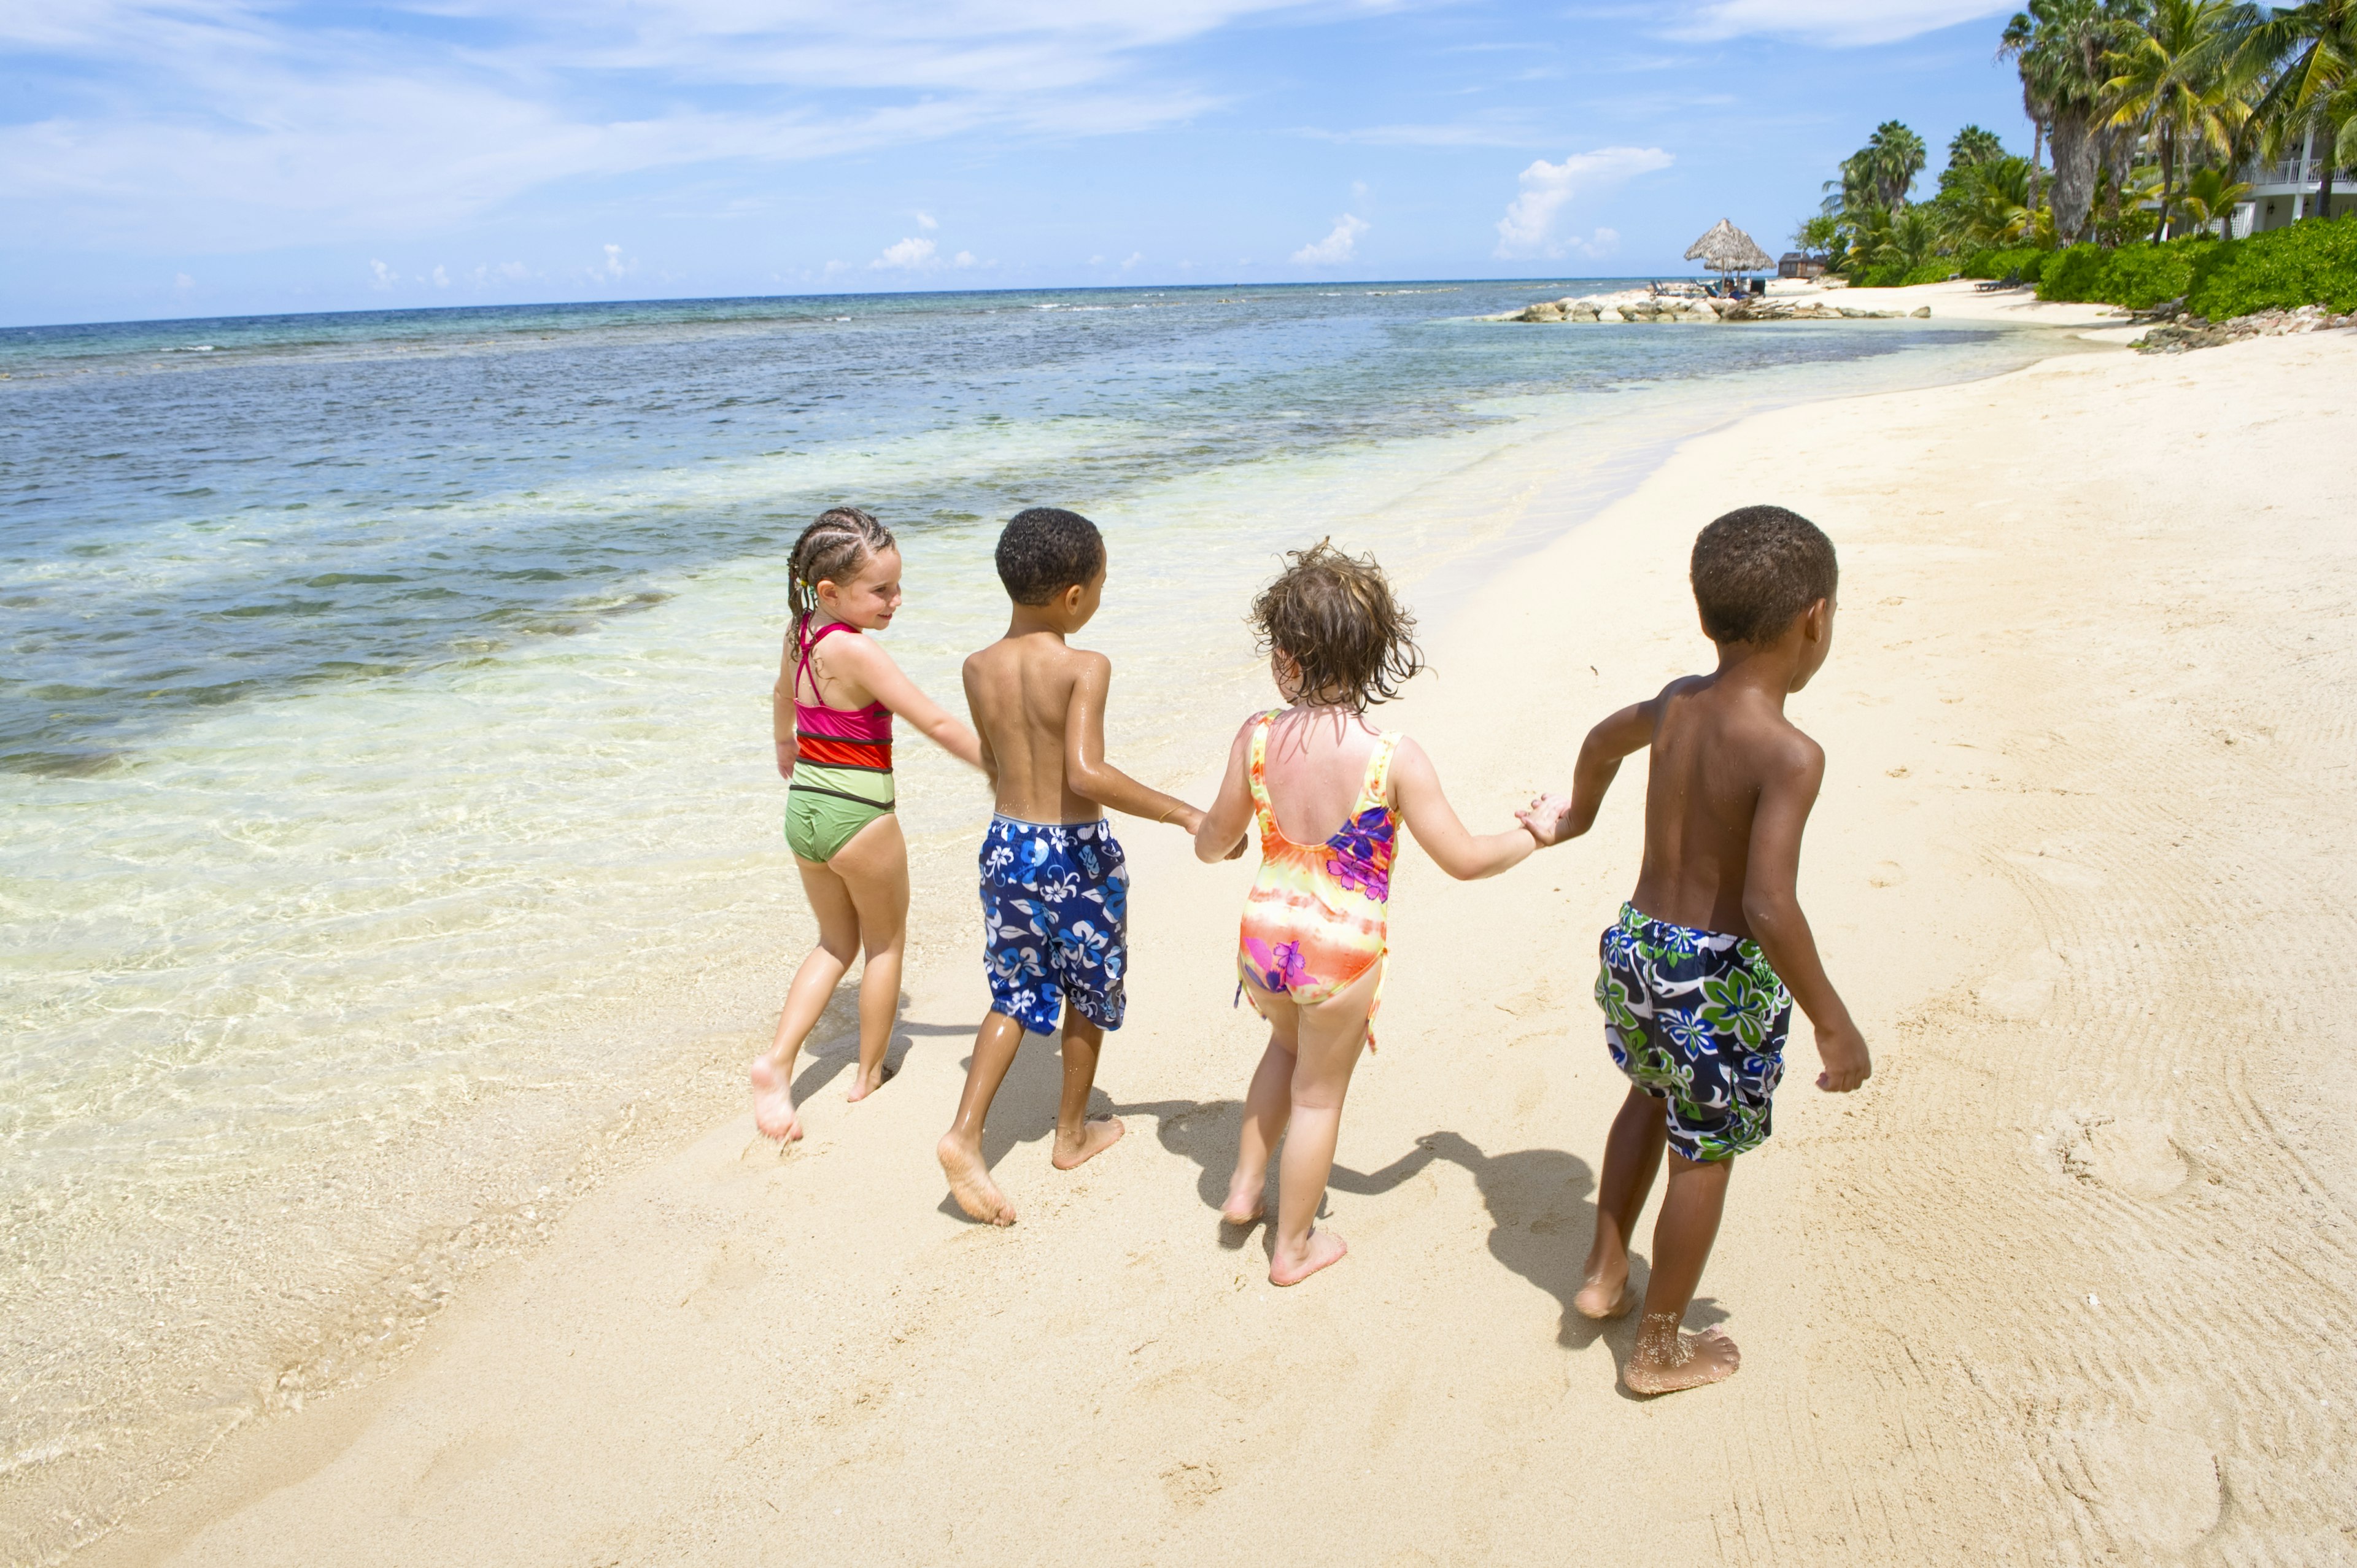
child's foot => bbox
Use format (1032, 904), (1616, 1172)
(749, 1056), (803, 1143)
(937, 1134), (1016, 1226)
(1573, 1266), (1635, 1320)
(1269, 1227), (1347, 1286)
(1050, 1115), (1125, 1171)
(845, 1061), (894, 1103)
(1622, 1315), (1741, 1396)
(1218, 1175), (1266, 1227)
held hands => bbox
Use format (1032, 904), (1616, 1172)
(1515, 792), (1576, 846)
(1814, 1019), (1872, 1093)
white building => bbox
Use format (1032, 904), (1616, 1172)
(2236, 123), (2356, 235)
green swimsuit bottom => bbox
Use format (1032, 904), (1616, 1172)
(784, 760), (895, 863)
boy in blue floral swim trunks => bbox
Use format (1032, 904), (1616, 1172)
(937, 508), (1210, 1227)
(1522, 504), (1871, 1396)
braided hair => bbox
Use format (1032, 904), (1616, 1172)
(788, 506), (896, 620)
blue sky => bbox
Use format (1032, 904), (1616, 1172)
(2, 1), (2038, 325)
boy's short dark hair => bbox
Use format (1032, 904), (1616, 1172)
(1690, 505), (1838, 646)
(996, 508), (1106, 606)
(1250, 539), (1424, 713)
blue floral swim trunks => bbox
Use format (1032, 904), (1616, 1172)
(980, 816), (1129, 1035)
(1594, 902), (1792, 1163)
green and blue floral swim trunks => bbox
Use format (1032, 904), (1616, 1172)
(1595, 902), (1792, 1163)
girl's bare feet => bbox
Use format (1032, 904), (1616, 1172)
(1622, 1315), (1740, 1395)
(1268, 1226), (1346, 1286)
(937, 1134), (1015, 1226)
(1219, 1168), (1268, 1226)
(844, 1061), (894, 1103)
(1050, 1115), (1125, 1171)
(748, 1057), (803, 1142)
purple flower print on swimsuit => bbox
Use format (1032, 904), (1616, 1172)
(1323, 807), (1396, 902)
(1242, 937), (1312, 994)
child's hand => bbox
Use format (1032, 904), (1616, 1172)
(1813, 1020), (1871, 1093)
(1515, 792), (1574, 846)
(775, 740), (795, 782)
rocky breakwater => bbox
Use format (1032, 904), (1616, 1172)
(1501, 288), (1929, 325)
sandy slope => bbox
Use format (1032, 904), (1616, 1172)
(80, 331), (2357, 1567)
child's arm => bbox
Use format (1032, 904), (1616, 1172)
(1193, 718), (1258, 863)
(1741, 735), (1871, 1093)
(1519, 690), (1668, 846)
(1388, 738), (1541, 880)
(834, 636), (984, 769)
(772, 642), (797, 782)
(1064, 652), (1202, 831)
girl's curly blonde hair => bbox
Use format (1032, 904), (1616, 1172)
(1250, 540), (1424, 713)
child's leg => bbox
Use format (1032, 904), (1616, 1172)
(748, 857), (863, 1141)
(827, 814), (910, 1100)
(937, 1011), (1027, 1226)
(1224, 978), (1300, 1223)
(1269, 962), (1379, 1286)
(1575, 1087), (1670, 1318)
(1049, 1014), (1124, 1170)
(1624, 1152), (1740, 1395)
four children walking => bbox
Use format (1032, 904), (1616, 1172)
(751, 499), (1871, 1397)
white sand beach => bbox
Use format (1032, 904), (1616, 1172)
(74, 326), (2357, 1567)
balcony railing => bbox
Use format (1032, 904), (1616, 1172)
(2245, 156), (2357, 188)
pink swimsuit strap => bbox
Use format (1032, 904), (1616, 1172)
(795, 617), (891, 741)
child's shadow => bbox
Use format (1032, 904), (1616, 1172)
(1106, 1099), (1453, 1255)
(1417, 1132), (1730, 1389)
(788, 991), (962, 1109)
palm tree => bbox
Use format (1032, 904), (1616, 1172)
(2176, 164), (2256, 234)
(2104, 0), (2247, 238)
(1864, 120), (1931, 208)
(2242, 0), (2357, 220)
(2003, 0), (2154, 242)
(1948, 155), (2041, 246)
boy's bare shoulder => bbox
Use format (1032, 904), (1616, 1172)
(1741, 708), (1825, 786)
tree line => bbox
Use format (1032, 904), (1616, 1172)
(1795, 0), (2354, 284)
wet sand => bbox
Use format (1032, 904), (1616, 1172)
(77, 327), (2357, 1567)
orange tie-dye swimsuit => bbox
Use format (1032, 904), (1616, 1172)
(1235, 710), (1403, 1047)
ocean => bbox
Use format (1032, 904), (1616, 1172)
(0, 280), (2062, 1561)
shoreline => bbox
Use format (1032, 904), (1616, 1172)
(60, 323), (2357, 1566)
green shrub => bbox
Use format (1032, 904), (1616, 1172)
(1902, 259), (1961, 285)
(2036, 244), (2110, 301)
(2096, 238), (2215, 309)
(2183, 214), (2357, 319)
(1964, 245), (2051, 283)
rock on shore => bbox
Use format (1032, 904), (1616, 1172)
(1501, 288), (1927, 324)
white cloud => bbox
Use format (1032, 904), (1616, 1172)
(598, 243), (634, 279)
(1674, 0), (2013, 44)
(1291, 213), (1369, 266)
(0, 0), (1349, 253)
(953, 249), (977, 266)
(431, 263), (451, 287)
(1121, 251), (1144, 269)
(172, 271), (194, 290)
(915, 210), (939, 229)
(872, 235), (939, 269)
(1493, 146), (1671, 258)
(369, 258), (397, 287)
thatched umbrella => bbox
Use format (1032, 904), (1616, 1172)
(1684, 218), (1773, 278)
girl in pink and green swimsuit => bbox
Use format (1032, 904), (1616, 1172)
(748, 507), (983, 1145)
(1193, 542), (1558, 1286)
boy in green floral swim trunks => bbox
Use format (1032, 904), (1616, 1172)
(1520, 504), (1871, 1396)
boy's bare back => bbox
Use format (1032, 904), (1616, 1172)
(1630, 673), (1825, 939)
(962, 633), (1108, 824)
